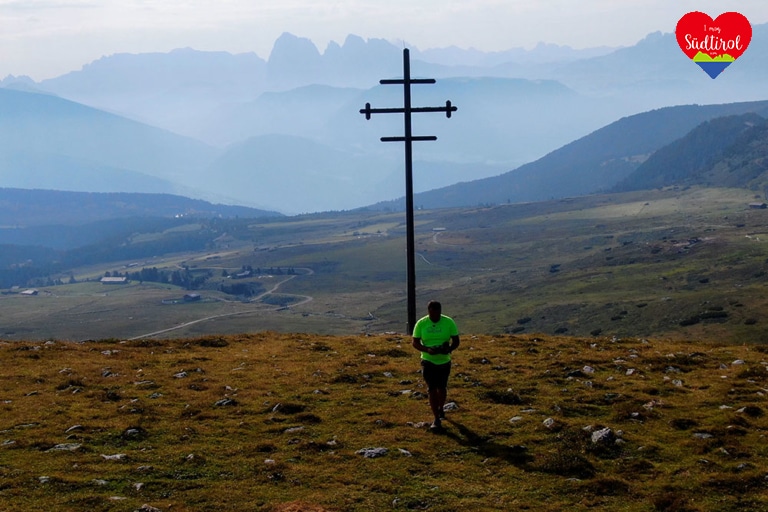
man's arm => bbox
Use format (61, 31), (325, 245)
(447, 335), (460, 353)
(412, 337), (437, 355)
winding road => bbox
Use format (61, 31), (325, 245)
(128, 268), (314, 340)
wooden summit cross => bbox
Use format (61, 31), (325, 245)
(360, 48), (457, 334)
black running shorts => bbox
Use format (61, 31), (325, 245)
(421, 360), (451, 390)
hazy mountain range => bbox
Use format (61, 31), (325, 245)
(1, 27), (767, 213)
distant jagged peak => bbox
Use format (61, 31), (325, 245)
(268, 32), (322, 63)
(341, 34), (366, 49)
(1, 74), (35, 85)
(639, 30), (666, 43)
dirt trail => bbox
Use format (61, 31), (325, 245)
(129, 268), (313, 340)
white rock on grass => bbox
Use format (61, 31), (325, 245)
(101, 453), (127, 461)
(135, 504), (162, 512)
(591, 427), (615, 444)
(356, 447), (388, 458)
(46, 443), (81, 452)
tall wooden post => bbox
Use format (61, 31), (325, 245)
(360, 48), (457, 333)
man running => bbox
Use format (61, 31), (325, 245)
(412, 300), (460, 430)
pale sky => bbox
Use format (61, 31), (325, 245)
(1, 0), (767, 80)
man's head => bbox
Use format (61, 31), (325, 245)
(427, 300), (442, 322)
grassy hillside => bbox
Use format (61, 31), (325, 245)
(613, 114), (768, 192)
(385, 100), (768, 210)
(0, 188), (280, 229)
(0, 333), (766, 511)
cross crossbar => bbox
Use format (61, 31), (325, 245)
(359, 48), (457, 334)
(360, 101), (457, 120)
(381, 136), (437, 142)
(380, 78), (436, 85)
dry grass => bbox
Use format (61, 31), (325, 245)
(1, 332), (767, 511)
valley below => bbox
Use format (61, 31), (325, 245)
(3, 186), (768, 344)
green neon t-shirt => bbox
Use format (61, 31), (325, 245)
(413, 314), (459, 365)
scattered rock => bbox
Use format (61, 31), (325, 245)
(101, 453), (127, 461)
(134, 505), (162, 512)
(738, 405), (763, 417)
(214, 398), (238, 407)
(122, 427), (147, 440)
(356, 447), (388, 458)
(46, 443), (82, 452)
(591, 427), (615, 445)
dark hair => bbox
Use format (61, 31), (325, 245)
(427, 300), (442, 312)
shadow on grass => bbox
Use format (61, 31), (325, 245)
(439, 418), (533, 468)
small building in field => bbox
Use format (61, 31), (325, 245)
(184, 293), (202, 302)
(749, 202), (767, 209)
(20, 289), (39, 295)
(101, 276), (129, 285)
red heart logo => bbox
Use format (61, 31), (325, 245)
(676, 11), (752, 78)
